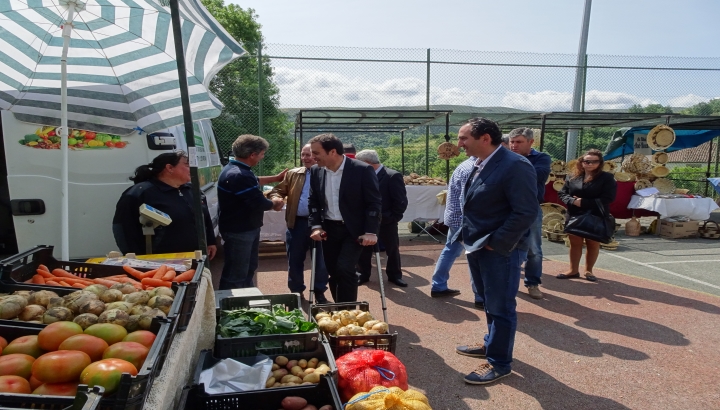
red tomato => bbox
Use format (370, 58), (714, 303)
(0, 375), (31, 394)
(0, 336), (7, 350)
(33, 382), (79, 396)
(0, 354), (35, 379)
(84, 132), (96, 139)
(32, 350), (91, 384)
(58, 334), (108, 362)
(123, 331), (156, 349)
(29, 375), (43, 390)
(102, 342), (149, 371)
(3, 335), (45, 358)
(105, 141), (115, 147)
(114, 141), (127, 148)
(80, 359), (138, 395)
(38, 321), (83, 351)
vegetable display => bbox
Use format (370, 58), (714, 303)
(24, 263), (194, 291)
(265, 355), (331, 389)
(217, 305), (316, 338)
(315, 310), (389, 344)
(0, 321), (154, 396)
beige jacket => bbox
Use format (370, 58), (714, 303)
(268, 166), (309, 229)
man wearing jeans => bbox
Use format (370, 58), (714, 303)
(269, 144), (329, 303)
(454, 117), (537, 385)
(508, 128), (551, 300)
(217, 134), (285, 290)
(429, 156), (484, 308)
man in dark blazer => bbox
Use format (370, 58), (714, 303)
(355, 149), (409, 287)
(453, 117), (538, 386)
(308, 134), (382, 303)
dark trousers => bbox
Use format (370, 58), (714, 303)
(321, 221), (364, 303)
(467, 247), (526, 373)
(358, 222), (401, 281)
(219, 228), (260, 290)
(286, 217), (328, 293)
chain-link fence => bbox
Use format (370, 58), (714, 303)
(208, 44), (720, 196)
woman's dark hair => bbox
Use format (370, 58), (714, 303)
(573, 149), (605, 180)
(130, 151), (187, 184)
(308, 133), (344, 155)
(466, 117), (502, 145)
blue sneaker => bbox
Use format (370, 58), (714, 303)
(464, 363), (511, 385)
(455, 344), (486, 358)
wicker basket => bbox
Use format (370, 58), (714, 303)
(698, 221), (720, 239)
(625, 217), (641, 237)
(544, 229), (567, 242)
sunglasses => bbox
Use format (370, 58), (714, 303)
(582, 160), (600, 165)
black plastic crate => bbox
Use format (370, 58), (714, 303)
(215, 293), (319, 358)
(0, 245), (203, 332)
(0, 317), (173, 410)
(179, 373), (342, 410)
(0, 385), (105, 410)
(311, 302), (398, 357)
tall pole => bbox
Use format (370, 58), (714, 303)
(257, 43), (264, 175)
(169, 0), (207, 255)
(566, 0), (592, 162)
(425, 49), (430, 175)
(59, 2), (77, 260)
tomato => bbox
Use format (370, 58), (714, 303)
(80, 359), (137, 395)
(3, 335), (45, 358)
(114, 141), (127, 148)
(0, 354), (35, 379)
(59, 334), (108, 362)
(102, 342), (149, 371)
(29, 375), (43, 390)
(84, 324), (127, 346)
(105, 141), (115, 147)
(123, 331), (156, 349)
(38, 321), (84, 351)
(84, 132), (96, 139)
(0, 336), (7, 350)
(32, 351), (91, 384)
(0, 375), (31, 394)
(33, 382), (79, 396)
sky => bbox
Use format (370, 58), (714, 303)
(227, 0), (720, 110)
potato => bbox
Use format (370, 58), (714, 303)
(355, 311), (373, 325)
(317, 361), (327, 368)
(280, 374), (295, 383)
(272, 369), (288, 379)
(302, 372), (320, 383)
(123, 291), (149, 305)
(149, 287), (175, 299)
(317, 319), (339, 334)
(286, 360), (298, 371)
(78, 299), (105, 316)
(314, 312), (331, 321)
(0, 295), (28, 319)
(348, 325), (364, 336)
(110, 282), (136, 295)
(363, 320), (379, 330)
(290, 366), (304, 377)
(147, 295), (174, 315)
(298, 359), (307, 369)
(300, 405), (318, 410)
(275, 356), (289, 366)
(43, 306), (73, 323)
(130, 304), (152, 316)
(105, 301), (133, 313)
(74, 313), (99, 329)
(307, 358), (319, 369)
(18, 304), (46, 321)
(47, 297), (64, 309)
(99, 309), (129, 327)
(281, 396), (307, 410)
(83, 284), (109, 296)
(138, 308), (165, 330)
(303, 368), (315, 376)
(364, 329), (380, 336)
(338, 311), (356, 326)
(28, 290), (59, 307)
(318, 406), (334, 410)
(265, 376), (275, 388)
(271, 363), (280, 371)
(100, 289), (124, 303)
(372, 322), (389, 333)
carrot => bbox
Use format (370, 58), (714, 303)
(52, 268), (77, 279)
(113, 277), (143, 289)
(46, 280), (61, 286)
(72, 283), (87, 289)
(61, 277), (94, 285)
(152, 265), (168, 280)
(123, 265), (154, 280)
(172, 269), (195, 282)
(36, 269), (55, 279)
(161, 270), (176, 281)
(145, 287), (155, 291)
(31, 274), (45, 284)
(58, 281), (71, 287)
(24, 279), (32, 283)
(141, 278), (172, 288)
(93, 278), (120, 287)
(38, 264), (50, 272)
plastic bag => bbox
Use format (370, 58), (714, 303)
(336, 350), (408, 401)
(345, 386), (431, 410)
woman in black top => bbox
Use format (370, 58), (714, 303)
(557, 149), (617, 282)
(112, 152), (217, 258)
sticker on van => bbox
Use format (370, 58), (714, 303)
(17, 125), (129, 150)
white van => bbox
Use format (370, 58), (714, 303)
(0, 111), (222, 259)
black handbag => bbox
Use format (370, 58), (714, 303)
(564, 199), (615, 244)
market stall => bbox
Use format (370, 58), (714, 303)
(401, 185), (447, 223)
(628, 195), (719, 220)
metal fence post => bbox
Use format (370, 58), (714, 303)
(258, 42), (264, 175)
(401, 131), (405, 175)
(426, 48), (430, 176)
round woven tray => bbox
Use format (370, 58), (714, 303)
(540, 202), (567, 217)
(699, 221), (720, 239)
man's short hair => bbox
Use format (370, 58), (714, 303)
(507, 127), (534, 141)
(308, 133), (344, 155)
(501, 135), (510, 145)
(466, 117), (502, 145)
(355, 149), (380, 164)
(232, 134), (269, 159)
(343, 143), (356, 154)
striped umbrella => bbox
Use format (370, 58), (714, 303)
(0, 0), (244, 259)
(0, 0), (244, 135)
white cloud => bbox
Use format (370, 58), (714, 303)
(501, 90), (658, 111)
(667, 94), (711, 108)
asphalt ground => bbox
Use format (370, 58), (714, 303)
(207, 222), (720, 409)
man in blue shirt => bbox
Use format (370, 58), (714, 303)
(217, 134), (285, 290)
(508, 128), (551, 300)
(429, 157), (483, 308)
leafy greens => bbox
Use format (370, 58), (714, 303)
(217, 304), (317, 338)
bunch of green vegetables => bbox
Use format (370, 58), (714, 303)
(217, 304), (317, 338)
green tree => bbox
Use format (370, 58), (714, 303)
(202, 0), (292, 173)
(680, 98), (720, 116)
(628, 103), (673, 114)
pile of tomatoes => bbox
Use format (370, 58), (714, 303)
(0, 321), (155, 397)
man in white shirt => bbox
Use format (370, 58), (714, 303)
(307, 134), (382, 303)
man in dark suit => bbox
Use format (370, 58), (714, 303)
(453, 117), (538, 385)
(355, 149), (409, 287)
(308, 134), (382, 303)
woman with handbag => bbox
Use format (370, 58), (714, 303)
(557, 149), (617, 282)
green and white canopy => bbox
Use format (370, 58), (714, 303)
(0, 0), (244, 135)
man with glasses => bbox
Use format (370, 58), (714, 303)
(508, 128), (551, 299)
